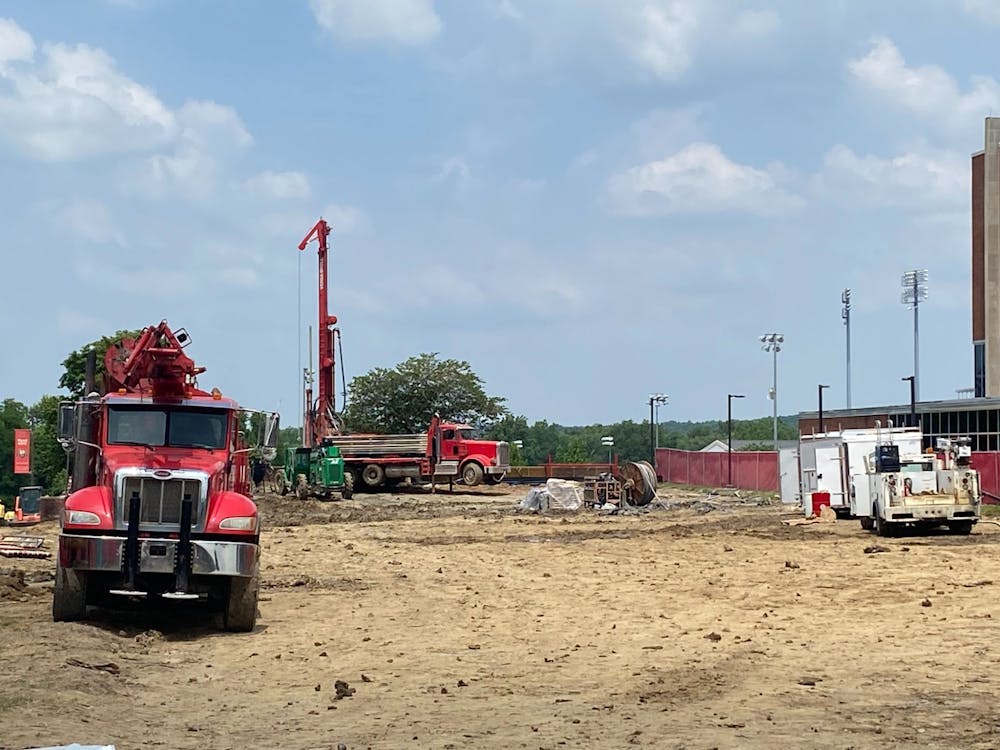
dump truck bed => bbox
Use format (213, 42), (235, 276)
(324, 433), (427, 458)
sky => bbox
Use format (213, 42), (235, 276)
(0, 0), (995, 427)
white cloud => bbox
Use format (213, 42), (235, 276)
(245, 170), (312, 199)
(132, 101), (252, 197)
(0, 17), (34, 65)
(620, 1), (698, 81)
(310, 0), (442, 46)
(960, 0), (1000, 25)
(323, 203), (367, 234)
(607, 142), (803, 216)
(848, 37), (1000, 134)
(0, 24), (177, 160)
(813, 145), (967, 209)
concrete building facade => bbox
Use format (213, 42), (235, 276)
(973, 118), (1000, 397)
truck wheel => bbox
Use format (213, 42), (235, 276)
(224, 564), (259, 632)
(296, 474), (310, 501)
(873, 505), (892, 537)
(859, 516), (874, 531)
(461, 462), (484, 486)
(485, 473), (506, 485)
(53, 562), (88, 622)
(949, 521), (974, 535)
(362, 464), (385, 488)
(341, 471), (354, 500)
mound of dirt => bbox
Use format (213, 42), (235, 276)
(0, 567), (47, 602)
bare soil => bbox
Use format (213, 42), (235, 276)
(3, 485), (1000, 749)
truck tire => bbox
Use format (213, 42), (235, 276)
(224, 564), (259, 632)
(461, 462), (484, 486)
(873, 504), (892, 537)
(362, 464), (385, 488)
(341, 471), (354, 500)
(859, 516), (874, 531)
(53, 562), (88, 622)
(948, 520), (974, 535)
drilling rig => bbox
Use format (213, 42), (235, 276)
(298, 218), (343, 445)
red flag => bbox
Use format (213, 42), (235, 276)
(13, 429), (30, 474)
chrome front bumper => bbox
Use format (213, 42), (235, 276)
(485, 465), (509, 475)
(59, 534), (258, 577)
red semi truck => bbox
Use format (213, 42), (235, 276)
(324, 420), (509, 490)
(54, 322), (278, 631)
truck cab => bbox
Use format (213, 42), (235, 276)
(439, 423), (510, 485)
(54, 322), (278, 631)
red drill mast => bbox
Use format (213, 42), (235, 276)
(298, 219), (339, 445)
(104, 321), (206, 398)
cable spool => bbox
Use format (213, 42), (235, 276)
(619, 461), (658, 506)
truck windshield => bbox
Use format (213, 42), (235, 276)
(108, 407), (228, 449)
(458, 428), (474, 440)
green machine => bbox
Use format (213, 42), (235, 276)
(281, 442), (354, 501)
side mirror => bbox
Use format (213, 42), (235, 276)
(263, 412), (280, 449)
(58, 402), (77, 447)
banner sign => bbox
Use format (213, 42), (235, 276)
(13, 429), (31, 474)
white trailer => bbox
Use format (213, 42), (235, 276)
(798, 427), (922, 516)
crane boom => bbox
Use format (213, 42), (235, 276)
(103, 320), (206, 398)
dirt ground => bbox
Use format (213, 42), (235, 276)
(4, 484), (1000, 750)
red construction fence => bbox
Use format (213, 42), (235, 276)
(656, 447), (1000, 499)
(656, 448), (779, 492)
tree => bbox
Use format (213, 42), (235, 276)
(344, 353), (508, 434)
(60, 328), (143, 398)
(0, 399), (29, 498)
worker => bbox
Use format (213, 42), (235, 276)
(251, 457), (267, 492)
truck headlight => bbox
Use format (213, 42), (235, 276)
(66, 510), (101, 525)
(219, 516), (257, 531)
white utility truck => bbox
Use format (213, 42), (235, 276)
(798, 426), (923, 517)
(853, 436), (981, 536)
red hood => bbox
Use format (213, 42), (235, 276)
(103, 445), (229, 477)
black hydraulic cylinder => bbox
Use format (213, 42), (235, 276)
(123, 491), (141, 589)
(174, 494), (194, 594)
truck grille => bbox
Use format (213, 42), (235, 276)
(121, 477), (202, 526)
(496, 442), (510, 467)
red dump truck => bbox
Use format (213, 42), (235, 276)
(324, 419), (509, 490)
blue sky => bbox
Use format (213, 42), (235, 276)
(0, 0), (995, 426)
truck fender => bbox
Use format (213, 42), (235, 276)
(63, 486), (115, 529)
(203, 491), (259, 536)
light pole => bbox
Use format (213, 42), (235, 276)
(759, 333), (784, 451)
(601, 435), (614, 467)
(842, 288), (851, 408)
(648, 394), (668, 465)
(901, 269), (928, 401)
(727, 394), (745, 487)
(902, 376), (916, 427)
(818, 384), (830, 433)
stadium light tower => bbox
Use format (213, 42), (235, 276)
(842, 288), (852, 409)
(901, 270), (928, 401)
(648, 394), (668, 464)
(759, 333), (784, 451)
